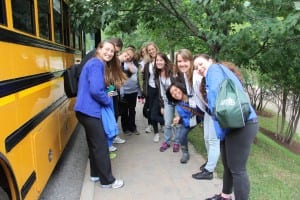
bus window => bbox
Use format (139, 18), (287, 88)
(12, 0), (35, 34)
(63, 2), (70, 46)
(38, 0), (51, 40)
(53, 0), (63, 44)
(0, 0), (6, 25)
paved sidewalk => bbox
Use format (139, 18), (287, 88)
(80, 102), (222, 200)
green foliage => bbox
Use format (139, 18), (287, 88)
(189, 112), (300, 200)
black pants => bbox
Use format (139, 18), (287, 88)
(221, 121), (258, 199)
(76, 112), (115, 185)
(147, 86), (164, 133)
(120, 92), (138, 132)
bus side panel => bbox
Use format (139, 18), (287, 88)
(0, 95), (18, 151)
(17, 79), (64, 131)
(0, 42), (14, 81)
(5, 131), (36, 200)
(32, 110), (61, 195)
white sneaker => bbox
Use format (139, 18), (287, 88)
(113, 136), (126, 144)
(90, 177), (100, 182)
(101, 179), (124, 189)
(145, 125), (152, 133)
(153, 133), (160, 143)
(109, 145), (117, 152)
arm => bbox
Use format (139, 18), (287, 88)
(88, 60), (112, 106)
(206, 64), (226, 115)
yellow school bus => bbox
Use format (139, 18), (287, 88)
(0, 0), (83, 199)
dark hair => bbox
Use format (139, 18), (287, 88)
(166, 81), (187, 104)
(109, 37), (123, 49)
(154, 52), (173, 79)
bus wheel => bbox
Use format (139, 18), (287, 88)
(0, 186), (9, 200)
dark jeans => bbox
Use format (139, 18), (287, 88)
(76, 112), (115, 185)
(120, 92), (138, 132)
(221, 121), (258, 200)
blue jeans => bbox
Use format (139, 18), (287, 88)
(203, 113), (220, 172)
(178, 125), (191, 147)
(163, 102), (180, 144)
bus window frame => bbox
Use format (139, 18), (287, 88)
(0, 0), (7, 25)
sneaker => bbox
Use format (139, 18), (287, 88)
(109, 145), (117, 152)
(101, 179), (124, 189)
(153, 133), (160, 142)
(113, 136), (126, 144)
(192, 168), (213, 180)
(90, 176), (100, 182)
(173, 143), (180, 152)
(205, 194), (232, 200)
(145, 125), (152, 133)
(200, 161), (207, 171)
(159, 142), (170, 152)
(109, 152), (117, 159)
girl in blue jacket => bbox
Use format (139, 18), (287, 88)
(74, 40), (126, 189)
(166, 82), (203, 164)
(194, 54), (258, 200)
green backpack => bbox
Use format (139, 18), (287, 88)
(215, 66), (250, 128)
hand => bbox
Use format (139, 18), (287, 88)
(160, 108), (164, 115)
(173, 116), (180, 125)
(107, 91), (114, 97)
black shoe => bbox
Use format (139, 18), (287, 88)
(205, 194), (232, 200)
(200, 161), (207, 171)
(192, 168), (213, 180)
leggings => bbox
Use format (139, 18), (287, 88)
(221, 121), (258, 200)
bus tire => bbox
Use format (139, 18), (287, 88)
(0, 186), (9, 200)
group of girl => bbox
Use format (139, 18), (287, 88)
(74, 38), (258, 199)
(141, 42), (258, 200)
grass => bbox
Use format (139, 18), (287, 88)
(188, 114), (300, 200)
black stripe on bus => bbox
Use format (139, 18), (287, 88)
(0, 28), (81, 54)
(21, 171), (36, 199)
(5, 96), (67, 153)
(0, 71), (64, 98)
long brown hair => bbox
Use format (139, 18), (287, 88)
(96, 40), (127, 89)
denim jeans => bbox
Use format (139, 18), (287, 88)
(203, 113), (220, 172)
(163, 102), (180, 144)
(177, 125), (191, 147)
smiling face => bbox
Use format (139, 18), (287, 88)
(176, 54), (192, 73)
(193, 56), (213, 77)
(96, 42), (115, 62)
(170, 85), (184, 101)
(147, 44), (158, 59)
(155, 55), (165, 70)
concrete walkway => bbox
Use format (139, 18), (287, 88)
(80, 102), (222, 200)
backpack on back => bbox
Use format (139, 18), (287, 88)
(63, 64), (83, 98)
(214, 65), (250, 128)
